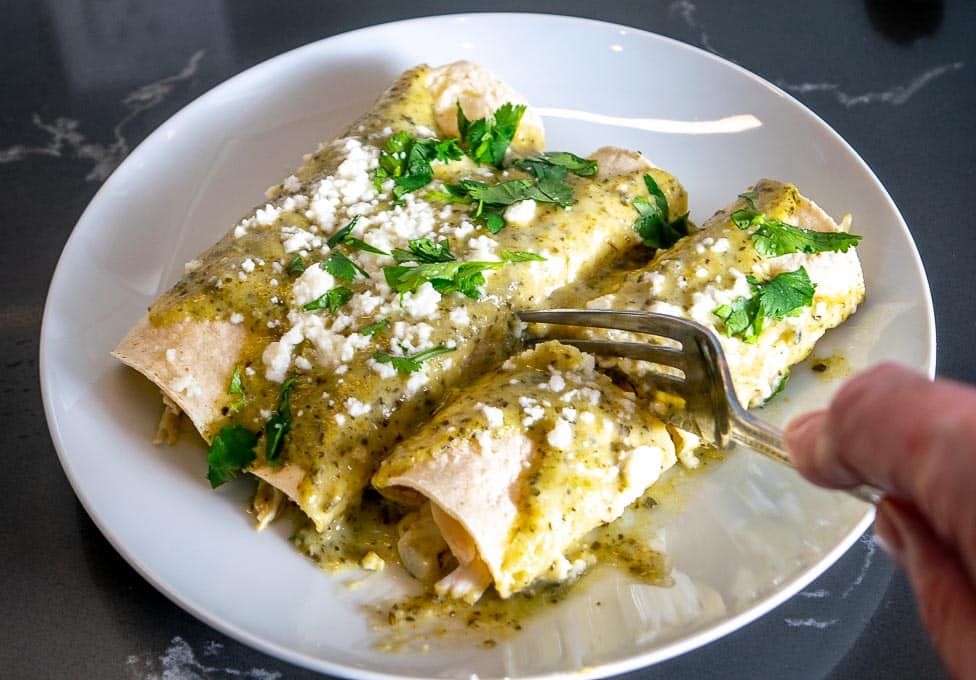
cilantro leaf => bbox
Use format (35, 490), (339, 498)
(633, 174), (688, 249)
(513, 151), (598, 180)
(714, 267), (816, 342)
(499, 250), (546, 262)
(327, 216), (389, 256)
(392, 238), (456, 263)
(302, 286), (354, 313)
(372, 344), (456, 374)
(358, 319), (389, 336)
(265, 376), (296, 464)
(207, 425), (257, 488)
(750, 219), (863, 257)
(286, 255), (306, 275)
(324, 252), (367, 282)
(228, 365), (246, 412)
(384, 249), (543, 299)
(384, 261), (502, 298)
(374, 132), (464, 202)
(457, 102), (526, 167)
(738, 191), (759, 211)
(326, 216), (359, 249)
(729, 196), (863, 256)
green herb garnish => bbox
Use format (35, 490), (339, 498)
(206, 425), (257, 488)
(358, 319), (389, 336)
(513, 151), (598, 180)
(372, 344), (457, 374)
(457, 102), (525, 167)
(327, 216), (389, 255)
(228, 365), (246, 412)
(730, 195), (862, 257)
(374, 132), (464, 202)
(392, 238), (456, 264)
(324, 251), (368, 282)
(714, 267), (816, 342)
(264, 376), (296, 464)
(302, 286), (354, 313)
(436, 177), (574, 234)
(633, 174), (689, 249)
(286, 255), (306, 275)
(383, 250), (544, 299)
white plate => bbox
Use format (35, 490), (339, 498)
(41, 13), (935, 680)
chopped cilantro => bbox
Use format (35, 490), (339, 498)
(373, 344), (456, 374)
(207, 425), (257, 488)
(457, 102), (525, 167)
(302, 286), (354, 313)
(264, 376), (296, 464)
(383, 250), (544, 299)
(327, 216), (389, 255)
(633, 174), (689, 249)
(286, 255), (306, 275)
(762, 370), (791, 406)
(513, 151), (598, 180)
(228, 365), (245, 412)
(714, 267), (816, 343)
(324, 251), (367, 282)
(730, 197), (862, 257)
(358, 319), (389, 336)
(374, 132), (464, 202)
(392, 238), (456, 264)
(436, 177), (574, 234)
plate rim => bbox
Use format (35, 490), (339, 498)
(39, 12), (936, 680)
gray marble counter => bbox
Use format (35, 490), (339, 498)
(3, 1), (970, 678)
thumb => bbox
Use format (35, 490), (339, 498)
(875, 498), (976, 679)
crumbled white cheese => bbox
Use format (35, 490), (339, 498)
(345, 397), (371, 417)
(183, 259), (202, 274)
(449, 306), (470, 327)
(283, 174), (301, 193)
(401, 282), (442, 320)
(504, 199), (537, 227)
(477, 403), (504, 428)
(170, 374), (202, 398)
(255, 204), (281, 226)
(292, 264), (335, 307)
(241, 258), (255, 273)
(229, 312), (244, 325)
(546, 417), (574, 451)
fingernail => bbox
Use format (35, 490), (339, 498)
(873, 500), (905, 567)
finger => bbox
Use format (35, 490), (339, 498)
(785, 410), (861, 487)
(785, 363), (976, 586)
(875, 498), (976, 680)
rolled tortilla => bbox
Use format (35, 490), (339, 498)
(113, 61), (688, 532)
(372, 180), (864, 601)
(585, 179), (865, 408)
(373, 341), (680, 601)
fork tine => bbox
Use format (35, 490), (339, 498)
(540, 338), (687, 372)
(533, 338), (690, 396)
(518, 309), (695, 340)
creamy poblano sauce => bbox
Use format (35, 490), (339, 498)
(146, 64), (703, 638)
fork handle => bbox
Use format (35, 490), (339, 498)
(731, 414), (884, 505)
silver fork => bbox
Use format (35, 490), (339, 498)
(517, 309), (882, 505)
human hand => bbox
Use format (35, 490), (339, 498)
(785, 362), (976, 679)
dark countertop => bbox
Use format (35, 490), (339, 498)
(2, 1), (970, 678)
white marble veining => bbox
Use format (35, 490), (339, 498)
(784, 617), (840, 630)
(669, 0), (722, 56)
(126, 636), (282, 680)
(841, 533), (880, 599)
(0, 50), (203, 181)
(779, 61), (965, 107)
